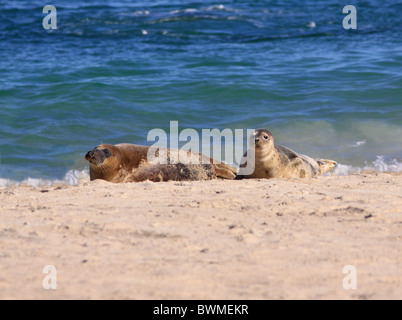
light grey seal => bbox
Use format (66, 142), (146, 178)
(237, 129), (337, 179)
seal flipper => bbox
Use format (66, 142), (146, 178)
(213, 163), (237, 180)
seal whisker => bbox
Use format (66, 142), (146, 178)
(99, 164), (107, 176)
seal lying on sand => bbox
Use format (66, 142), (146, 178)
(85, 143), (237, 183)
(237, 129), (337, 179)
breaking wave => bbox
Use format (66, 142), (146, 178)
(330, 156), (402, 176)
(0, 170), (89, 188)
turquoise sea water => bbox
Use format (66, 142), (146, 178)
(0, 0), (401, 185)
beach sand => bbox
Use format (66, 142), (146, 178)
(0, 173), (401, 300)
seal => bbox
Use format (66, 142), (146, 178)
(237, 129), (337, 179)
(85, 143), (237, 183)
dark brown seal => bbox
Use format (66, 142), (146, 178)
(85, 143), (237, 183)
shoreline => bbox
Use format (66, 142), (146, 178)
(0, 173), (401, 299)
(1, 154), (402, 188)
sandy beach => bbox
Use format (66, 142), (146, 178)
(0, 173), (401, 300)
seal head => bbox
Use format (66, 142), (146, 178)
(253, 129), (274, 152)
(85, 144), (128, 182)
(85, 146), (113, 166)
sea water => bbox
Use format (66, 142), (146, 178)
(0, 0), (401, 186)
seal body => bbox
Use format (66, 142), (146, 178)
(237, 129), (337, 179)
(85, 143), (237, 183)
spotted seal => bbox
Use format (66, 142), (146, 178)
(236, 129), (337, 179)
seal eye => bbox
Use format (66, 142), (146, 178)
(264, 135), (269, 140)
(104, 149), (112, 158)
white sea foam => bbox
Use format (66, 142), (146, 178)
(331, 156), (402, 176)
(370, 156), (402, 173)
(63, 169), (90, 185)
(206, 5), (225, 11)
(350, 140), (367, 147)
(0, 169), (89, 188)
(307, 21), (316, 28)
(170, 4), (237, 15)
(330, 163), (356, 176)
(0, 178), (15, 188)
(122, 10), (150, 17)
(170, 8), (197, 14)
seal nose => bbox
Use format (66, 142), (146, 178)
(85, 151), (94, 160)
(255, 138), (260, 144)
